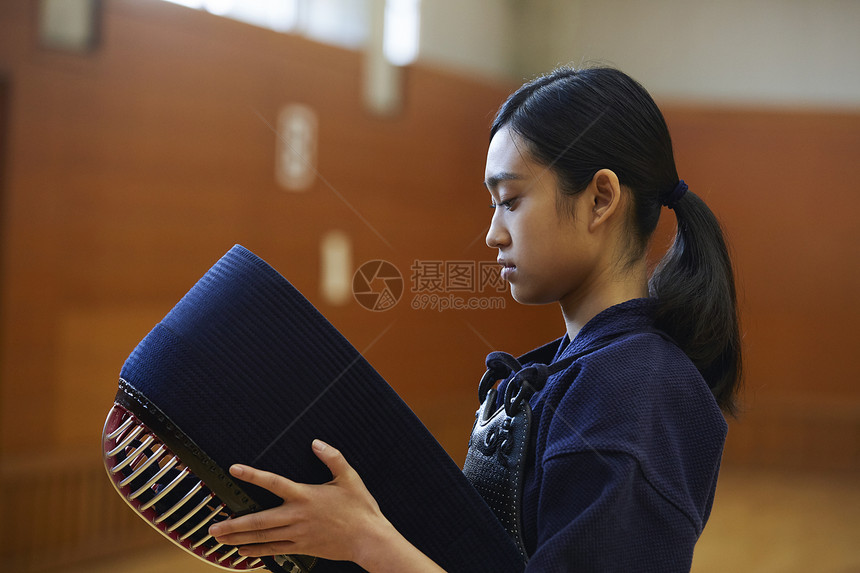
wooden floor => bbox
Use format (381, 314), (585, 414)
(691, 466), (860, 573)
(60, 465), (860, 573)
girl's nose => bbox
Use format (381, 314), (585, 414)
(486, 213), (510, 249)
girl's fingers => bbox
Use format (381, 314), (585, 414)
(230, 464), (298, 497)
(237, 541), (297, 558)
(209, 507), (293, 538)
(311, 439), (352, 479)
(210, 442), (367, 561)
(210, 523), (293, 546)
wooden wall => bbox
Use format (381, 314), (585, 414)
(0, 0), (560, 462)
(0, 0), (858, 568)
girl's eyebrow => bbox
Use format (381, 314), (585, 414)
(484, 172), (524, 191)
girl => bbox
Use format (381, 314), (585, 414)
(209, 66), (742, 572)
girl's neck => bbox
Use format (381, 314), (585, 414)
(560, 263), (649, 341)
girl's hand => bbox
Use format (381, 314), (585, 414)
(208, 440), (445, 573)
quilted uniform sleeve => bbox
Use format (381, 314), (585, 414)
(526, 450), (699, 572)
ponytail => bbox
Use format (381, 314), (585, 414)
(492, 65), (742, 414)
(649, 191), (742, 415)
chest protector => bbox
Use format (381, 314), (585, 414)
(462, 342), (620, 563)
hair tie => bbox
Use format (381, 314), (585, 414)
(663, 179), (688, 210)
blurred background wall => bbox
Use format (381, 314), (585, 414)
(0, 0), (857, 571)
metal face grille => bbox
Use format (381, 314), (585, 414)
(102, 404), (265, 571)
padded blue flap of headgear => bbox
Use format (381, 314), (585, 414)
(120, 245), (523, 573)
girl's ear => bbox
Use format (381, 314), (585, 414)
(587, 168), (622, 231)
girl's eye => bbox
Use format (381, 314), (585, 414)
(490, 198), (517, 210)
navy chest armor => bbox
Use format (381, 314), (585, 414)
(462, 339), (629, 562)
(101, 245), (523, 573)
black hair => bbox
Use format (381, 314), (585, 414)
(491, 66), (741, 415)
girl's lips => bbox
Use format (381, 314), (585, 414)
(498, 258), (515, 281)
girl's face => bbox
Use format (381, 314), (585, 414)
(485, 126), (601, 309)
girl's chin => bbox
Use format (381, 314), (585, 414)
(509, 285), (553, 306)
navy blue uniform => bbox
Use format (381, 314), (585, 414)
(498, 298), (727, 572)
